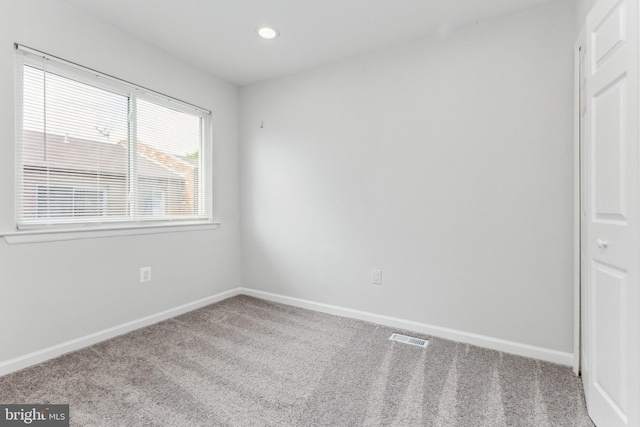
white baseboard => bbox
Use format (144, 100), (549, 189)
(0, 286), (574, 377)
(239, 287), (575, 367)
(0, 288), (241, 377)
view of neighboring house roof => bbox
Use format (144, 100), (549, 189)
(22, 130), (195, 181)
(117, 139), (196, 180)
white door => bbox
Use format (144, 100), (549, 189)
(583, 0), (640, 425)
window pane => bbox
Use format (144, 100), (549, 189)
(135, 98), (202, 218)
(20, 65), (129, 223)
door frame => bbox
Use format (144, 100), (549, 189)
(573, 24), (586, 376)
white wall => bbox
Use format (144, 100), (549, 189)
(576, 0), (598, 29)
(0, 0), (241, 363)
(240, 0), (576, 353)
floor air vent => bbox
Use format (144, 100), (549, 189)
(389, 333), (429, 348)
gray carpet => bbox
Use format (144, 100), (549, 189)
(0, 295), (594, 426)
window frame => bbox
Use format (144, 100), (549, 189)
(12, 45), (214, 238)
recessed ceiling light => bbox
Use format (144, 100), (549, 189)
(257, 26), (279, 40)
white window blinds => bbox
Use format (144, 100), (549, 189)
(15, 45), (212, 230)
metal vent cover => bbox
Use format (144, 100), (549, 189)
(389, 333), (429, 348)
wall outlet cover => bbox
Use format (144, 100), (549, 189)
(140, 267), (152, 283)
(371, 269), (382, 285)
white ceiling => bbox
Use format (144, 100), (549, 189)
(61, 0), (558, 86)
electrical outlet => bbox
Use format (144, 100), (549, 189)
(371, 270), (382, 285)
(140, 266), (151, 283)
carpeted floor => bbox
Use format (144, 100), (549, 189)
(0, 295), (594, 426)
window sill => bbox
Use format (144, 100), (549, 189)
(1, 222), (220, 245)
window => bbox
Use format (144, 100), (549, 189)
(15, 45), (212, 231)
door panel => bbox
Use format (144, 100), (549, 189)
(593, 1), (625, 68)
(592, 261), (627, 418)
(593, 75), (626, 221)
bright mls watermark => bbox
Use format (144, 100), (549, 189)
(0, 405), (68, 426)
